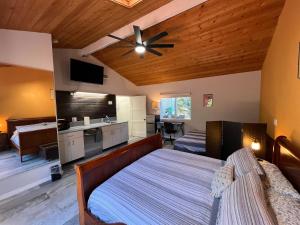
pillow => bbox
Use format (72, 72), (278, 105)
(211, 164), (234, 198)
(218, 171), (276, 225)
(226, 147), (264, 177)
(260, 160), (300, 200)
(16, 122), (56, 132)
(266, 189), (300, 225)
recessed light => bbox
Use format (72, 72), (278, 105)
(72, 92), (108, 98)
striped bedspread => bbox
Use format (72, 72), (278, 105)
(88, 149), (223, 225)
(174, 130), (206, 154)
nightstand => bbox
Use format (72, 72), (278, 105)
(0, 133), (9, 151)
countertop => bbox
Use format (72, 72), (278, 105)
(58, 121), (128, 134)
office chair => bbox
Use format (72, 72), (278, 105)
(164, 122), (177, 144)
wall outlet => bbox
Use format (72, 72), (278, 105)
(108, 101), (113, 105)
(273, 119), (278, 127)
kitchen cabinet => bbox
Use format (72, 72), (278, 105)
(121, 123), (129, 142)
(58, 131), (85, 164)
(102, 122), (129, 150)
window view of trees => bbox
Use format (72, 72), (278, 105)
(160, 97), (191, 120)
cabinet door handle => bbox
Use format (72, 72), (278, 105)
(72, 140), (75, 145)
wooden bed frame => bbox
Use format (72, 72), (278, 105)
(75, 134), (299, 225)
(273, 136), (300, 192)
(7, 117), (58, 162)
(75, 134), (163, 225)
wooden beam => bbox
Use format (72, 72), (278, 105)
(81, 0), (209, 55)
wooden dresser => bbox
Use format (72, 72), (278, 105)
(206, 121), (267, 160)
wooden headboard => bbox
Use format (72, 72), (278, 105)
(273, 136), (300, 192)
(6, 117), (56, 138)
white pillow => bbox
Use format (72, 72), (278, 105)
(260, 160), (300, 200)
(211, 164), (234, 198)
(226, 147), (264, 177)
(16, 122), (57, 132)
(266, 189), (300, 225)
(218, 171), (276, 225)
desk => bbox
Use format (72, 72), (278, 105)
(156, 121), (185, 137)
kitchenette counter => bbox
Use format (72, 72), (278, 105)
(58, 121), (128, 134)
(58, 121), (129, 164)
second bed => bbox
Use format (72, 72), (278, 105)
(174, 130), (206, 154)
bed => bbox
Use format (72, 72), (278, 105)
(75, 134), (300, 225)
(7, 117), (58, 162)
(174, 130), (206, 154)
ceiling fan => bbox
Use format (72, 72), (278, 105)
(107, 25), (174, 58)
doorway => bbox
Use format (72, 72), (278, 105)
(116, 96), (147, 139)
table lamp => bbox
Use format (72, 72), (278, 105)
(251, 139), (261, 151)
(151, 101), (159, 115)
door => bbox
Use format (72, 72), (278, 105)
(116, 96), (132, 137)
(131, 96), (147, 137)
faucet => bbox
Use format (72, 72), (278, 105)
(104, 115), (111, 124)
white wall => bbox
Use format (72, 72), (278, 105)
(52, 49), (261, 133)
(0, 29), (54, 71)
(135, 71), (261, 131)
(53, 48), (137, 95)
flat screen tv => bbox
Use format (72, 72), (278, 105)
(70, 58), (104, 84)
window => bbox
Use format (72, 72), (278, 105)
(160, 96), (191, 120)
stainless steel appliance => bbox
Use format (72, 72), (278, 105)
(146, 115), (155, 135)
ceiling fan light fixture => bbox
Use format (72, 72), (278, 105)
(135, 45), (146, 54)
(107, 25), (174, 58)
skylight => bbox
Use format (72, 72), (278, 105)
(110, 0), (143, 8)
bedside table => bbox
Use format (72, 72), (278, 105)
(0, 133), (9, 151)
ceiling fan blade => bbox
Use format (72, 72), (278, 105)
(147, 44), (174, 48)
(144, 31), (168, 45)
(146, 47), (162, 56)
(107, 34), (134, 45)
(106, 44), (133, 48)
(121, 49), (134, 56)
(133, 25), (143, 45)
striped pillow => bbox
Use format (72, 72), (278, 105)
(226, 148), (264, 177)
(218, 171), (276, 225)
(211, 164), (234, 198)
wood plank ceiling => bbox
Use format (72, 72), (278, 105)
(0, 0), (171, 48)
(93, 0), (285, 86)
